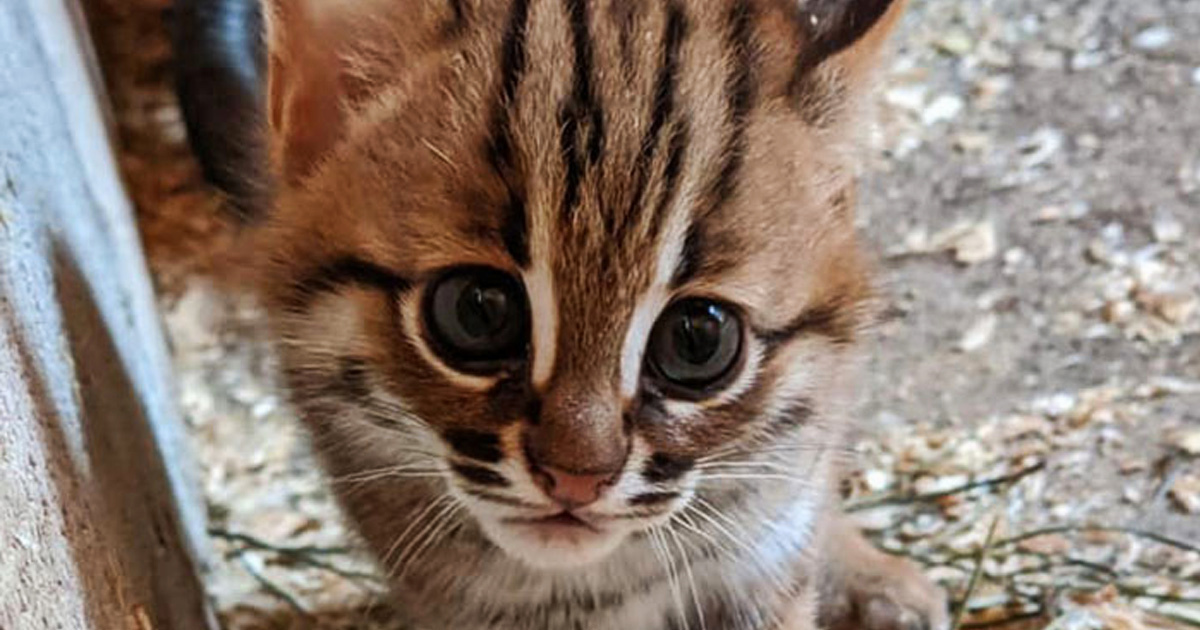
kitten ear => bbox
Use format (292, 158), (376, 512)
(262, 0), (384, 182)
(797, 0), (907, 77)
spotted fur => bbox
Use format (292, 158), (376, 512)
(178, 0), (949, 628)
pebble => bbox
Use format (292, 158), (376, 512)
(1003, 247), (1027, 270)
(1139, 290), (1199, 325)
(1086, 239), (1115, 266)
(1132, 26), (1174, 51)
(853, 506), (904, 532)
(884, 84), (929, 113)
(972, 76), (1013, 109)
(1152, 214), (1184, 243)
(1019, 127), (1065, 168)
(1070, 51), (1105, 71)
(958, 314), (998, 352)
(1024, 47), (1066, 70)
(1018, 534), (1071, 555)
(1169, 475), (1200, 515)
(935, 29), (974, 56)
(863, 469), (894, 492)
(1034, 392), (1078, 418)
(1101, 300), (1135, 324)
(1035, 200), (1091, 223)
(914, 474), (970, 495)
(954, 131), (991, 152)
(922, 94), (965, 126)
(949, 221), (997, 264)
(1173, 428), (1200, 455)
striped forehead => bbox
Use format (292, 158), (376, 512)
(488, 0), (788, 388)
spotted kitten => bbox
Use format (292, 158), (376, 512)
(175, 0), (948, 628)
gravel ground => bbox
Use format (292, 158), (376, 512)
(84, 0), (1200, 627)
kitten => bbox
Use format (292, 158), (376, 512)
(175, 0), (949, 628)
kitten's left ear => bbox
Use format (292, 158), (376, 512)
(796, 0), (908, 77)
(262, 0), (410, 183)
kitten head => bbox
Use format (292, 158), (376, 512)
(252, 0), (902, 573)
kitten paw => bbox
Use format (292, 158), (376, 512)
(828, 559), (950, 630)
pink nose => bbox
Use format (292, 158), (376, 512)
(535, 466), (617, 509)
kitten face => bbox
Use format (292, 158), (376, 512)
(256, 0), (884, 575)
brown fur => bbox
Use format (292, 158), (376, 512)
(240, 0), (947, 628)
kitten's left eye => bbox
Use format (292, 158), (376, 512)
(646, 299), (743, 398)
(424, 267), (528, 368)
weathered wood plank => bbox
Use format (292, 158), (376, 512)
(0, 0), (214, 628)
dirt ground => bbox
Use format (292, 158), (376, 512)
(84, 0), (1200, 627)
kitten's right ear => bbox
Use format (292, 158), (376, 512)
(263, 0), (408, 183)
(262, 0), (350, 183)
(795, 0), (908, 79)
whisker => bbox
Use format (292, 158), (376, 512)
(668, 525), (707, 630)
(390, 498), (461, 579)
(380, 495), (453, 570)
(673, 510), (732, 561)
(396, 505), (463, 579)
(699, 443), (855, 463)
(604, 509), (674, 521)
(695, 473), (814, 485)
(332, 465), (444, 486)
(694, 461), (806, 474)
(690, 498), (790, 594)
(673, 510), (741, 597)
(649, 528), (688, 630)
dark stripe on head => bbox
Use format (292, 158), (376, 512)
(648, 117), (691, 259)
(448, 0), (466, 28)
(444, 429), (504, 464)
(673, 3), (756, 287)
(643, 452), (695, 483)
(760, 299), (858, 355)
(629, 491), (681, 507)
(285, 257), (411, 312)
(559, 105), (584, 217)
(560, 0), (605, 218)
(565, 0), (604, 165)
(764, 396), (815, 440)
(494, 0), (531, 163)
(619, 3), (688, 240)
(710, 0), (757, 212)
(501, 195), (530, 266)
(489, 0), (533, 266)
(452, 464), (510, 488)
(440, 0), (469, 36)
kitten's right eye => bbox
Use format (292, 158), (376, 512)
(646, 298), (744, 399)
(424, 267), (529, 369)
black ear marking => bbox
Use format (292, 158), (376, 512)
(795, 0), (899, 68)
(174, 0), (270, 220)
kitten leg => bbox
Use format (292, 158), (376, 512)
(817, 513), (950, 630)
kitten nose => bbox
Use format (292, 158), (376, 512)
(533, 465), (617, 509)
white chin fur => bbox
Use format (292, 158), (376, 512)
(477, 517), (631, 571)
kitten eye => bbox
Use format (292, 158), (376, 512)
(647, 299), (743, 397)
(425, 267), (528, 367)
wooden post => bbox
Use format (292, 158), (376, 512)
(0, 0), (214, 628)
